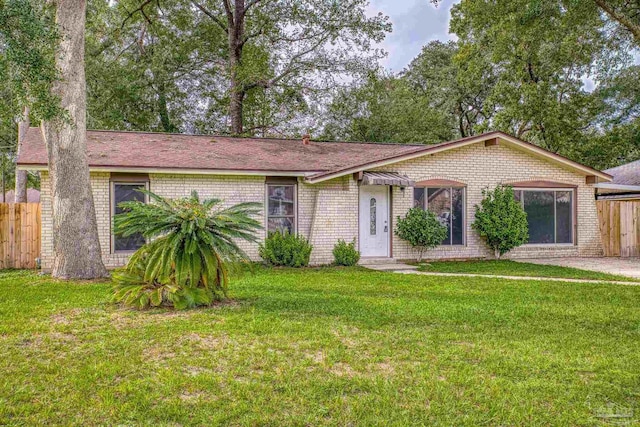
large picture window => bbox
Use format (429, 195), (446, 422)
(413, 186), (465, 245)
(267, 184), (296, 234)
(514, 189), (574, 244)
(112, 182), (148, 252)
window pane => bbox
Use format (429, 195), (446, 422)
(555, 191), (573, 243)
(523, 191), (554, 244)
(451, 188), (464, 245)
(370, 198), (377, 235)
(427, 188), (451, 245)
(413, 187), (425, 209)
(268, 185), (295, 216)
(268, 217), (294, 234)
(114, 184), (146, 251)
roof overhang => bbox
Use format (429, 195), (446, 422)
(304, 132), (613, 184)
(17, 164), (316, 177)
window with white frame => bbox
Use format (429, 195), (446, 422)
(413, 186), (465, 245)
(513, 189), (574, 244)
(266, 184), (296, 234)
(111, 182), (148, 252)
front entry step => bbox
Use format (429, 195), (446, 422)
(361, 261), (419, 272)
(358, 257), (398, 266)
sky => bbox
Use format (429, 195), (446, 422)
(367, 0), (459, 72)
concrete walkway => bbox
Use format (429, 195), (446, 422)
(517, 257), (640, 279)
(364, 263), (639, 286)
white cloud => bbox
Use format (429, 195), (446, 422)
(367, 0), (459, 71)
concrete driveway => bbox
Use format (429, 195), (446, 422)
(519, 257), (640, 279)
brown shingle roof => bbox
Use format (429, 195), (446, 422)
(17, 128), (427, 174)
(604, 159), (640, 186)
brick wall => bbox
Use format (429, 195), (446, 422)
(298, 176), (359, 265)
(40, 172), (267, 270)
(373, 142), (603, 260)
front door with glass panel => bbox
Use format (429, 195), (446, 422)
(359, 185), (390, 257)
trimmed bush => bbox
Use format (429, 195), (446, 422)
(259, 230), (312, 267)
(472, 185), (529, 258)
(333, 239), (360, 266)
(395, 207), (448, 261)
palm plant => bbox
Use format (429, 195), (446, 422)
(112, 190), (262, 309)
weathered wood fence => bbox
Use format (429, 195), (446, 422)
(0, 203), (41, 269)
(597, 200), (640, 257)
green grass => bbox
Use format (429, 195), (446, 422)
(417, 259), (640, 282)
(1, 268), (639, 426)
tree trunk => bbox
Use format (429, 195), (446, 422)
(15, 106), (30, 203)
(229, 80), (245, 134)
(157, 79), (176, 133)
(41, 0), (108, 279)
(228, 0), (245, 135)
(494, 247), (500, 259)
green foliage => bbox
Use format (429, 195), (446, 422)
(112, 190), (261, 309)
(332, 239), (360, 266)
(395, 207), (448, 261)
(259, 230), (312, 267)
(0, 0), (60, 121)
(472, 186), (528, 258)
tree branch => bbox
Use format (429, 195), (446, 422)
(121, 0), (155, 29)
(191, 1), (228, 33)
(594, 0), (640, 43)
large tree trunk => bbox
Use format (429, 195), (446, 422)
(14, 106), (30, 203)
(229, 77), (245, 134)
(41, 0), (108, 279)
(228, 0), (245, 135)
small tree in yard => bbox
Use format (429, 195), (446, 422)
(472, 185), (528, 259)
(112, 190), (261, 309)
(395, 208), (448, 262)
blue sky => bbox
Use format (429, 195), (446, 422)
(367, 0), (459, 71)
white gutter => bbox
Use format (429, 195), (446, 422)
(593, 183), (640, 191)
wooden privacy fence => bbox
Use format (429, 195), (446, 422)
(597, 200), (640, 257)
(0, 203), (41, 269)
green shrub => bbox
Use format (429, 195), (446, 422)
(395, 207), (448, 261)
(472, 185), (529, 258)
(333, 239), (360, 266)
(111, 190), (261, 309)
(259, 230), (312, 267)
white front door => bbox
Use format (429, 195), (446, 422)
(359, 185), (390, 257)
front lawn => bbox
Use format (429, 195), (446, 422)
(1, 268), (639, 425)
(418, 259), (640, 282)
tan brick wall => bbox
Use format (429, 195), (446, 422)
(38, 141), (604, 269)
(298, 176), (359, 265)
(40, 172), (268, 270)
(150, 174), (266, 260)
(373, 142), (603, 260)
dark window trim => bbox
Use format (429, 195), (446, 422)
(110, 181), (149, 254)
(265, 182), (298, 234)
(265, 176), (298, 185)
(507, 180), (577, 188)
(109, 173), (150, 183)
(414, 186), (466, 246)
(514, 187), (576, 246)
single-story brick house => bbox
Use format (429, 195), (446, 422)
(17, 128), (613, 269)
